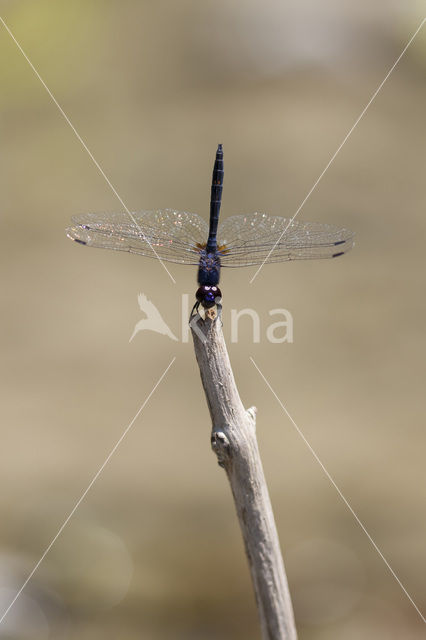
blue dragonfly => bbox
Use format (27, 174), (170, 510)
(66, 145), (354, 315)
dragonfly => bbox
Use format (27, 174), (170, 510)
(66, 144), (354, 316)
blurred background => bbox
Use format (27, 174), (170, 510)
(1, 1), (425, 638)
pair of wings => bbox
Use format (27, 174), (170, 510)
(66, 209), (354, 267)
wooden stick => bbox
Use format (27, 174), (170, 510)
(190, 311), (297, 640)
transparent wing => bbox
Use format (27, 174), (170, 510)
(66, 209), (209, 265)
(218, 212), (354, 267)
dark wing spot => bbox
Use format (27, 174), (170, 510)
(74, 238), (87, 245)
(332, 251), (345, 258)
(334, 240), (345, 246)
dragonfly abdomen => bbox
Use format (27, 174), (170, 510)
(206, 144), (224, 253)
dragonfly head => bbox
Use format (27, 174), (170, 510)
(196, 285), (222, 309)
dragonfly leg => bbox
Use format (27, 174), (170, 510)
(189, 300), (200, 323)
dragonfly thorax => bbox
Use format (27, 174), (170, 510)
(197, 249), (221, 286)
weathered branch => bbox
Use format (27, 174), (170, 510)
(191, 311), (297, 640)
